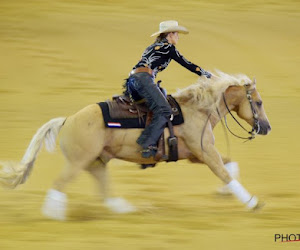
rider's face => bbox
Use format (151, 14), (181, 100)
(167, 32), (179, 45)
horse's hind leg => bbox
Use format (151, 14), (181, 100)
(86, 158), (136, 214)
(41, 104), (106, 220)
(42, 160), (87, 221)
(42, 142), (98, 221)
(86, 158), (109, 200)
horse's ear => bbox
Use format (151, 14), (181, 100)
(253, 77), (256, 86)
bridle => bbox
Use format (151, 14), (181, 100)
(221, 85), (260, 141)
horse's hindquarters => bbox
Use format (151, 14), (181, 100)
(59, 104), (106, 166)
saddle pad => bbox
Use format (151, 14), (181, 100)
(98, 96), (184, 129)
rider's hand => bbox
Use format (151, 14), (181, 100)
(203, 70), (212, 79)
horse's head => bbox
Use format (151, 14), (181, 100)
(226, 78), (271, 135)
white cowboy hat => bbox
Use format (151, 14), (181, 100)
(150, 20), (189, 37)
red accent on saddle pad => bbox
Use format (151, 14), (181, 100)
(107, 122), (121, 127)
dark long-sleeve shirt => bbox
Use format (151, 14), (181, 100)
(132, 38), (208, 78)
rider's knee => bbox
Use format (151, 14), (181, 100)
(163, 106), (172, 117)
(155, 106), (172, 117)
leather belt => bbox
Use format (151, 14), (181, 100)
(130, 67), (154, 77)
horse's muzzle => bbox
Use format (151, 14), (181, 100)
(256, 120), (271, 135)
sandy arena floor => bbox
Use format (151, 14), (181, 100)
(0, 0), (299, 249)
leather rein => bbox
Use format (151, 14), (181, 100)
(221, 85), (260, 142)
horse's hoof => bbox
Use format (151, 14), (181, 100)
(246, 196), (265, 211)
(250, 201), (265, 212)
(104, 197), (136, 214)
(42, 189), (67, 221)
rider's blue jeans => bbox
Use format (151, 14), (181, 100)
(126, 72), (172, 148)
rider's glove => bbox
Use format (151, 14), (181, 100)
(203, 70), (212, 79)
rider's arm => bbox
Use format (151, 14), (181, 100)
(169, 45), (212, 78)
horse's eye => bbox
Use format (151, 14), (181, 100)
(256, 101), (262, 107)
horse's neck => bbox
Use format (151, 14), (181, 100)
(173, 86), (242, 129)
(209, 101), (228, 129)
(210, 89), (241, 129)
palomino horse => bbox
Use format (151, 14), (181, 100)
(0, 72), (271, 220)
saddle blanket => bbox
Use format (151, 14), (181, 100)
(98, 95), (184, 129)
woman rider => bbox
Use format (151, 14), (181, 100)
(124, 20), (212, 158)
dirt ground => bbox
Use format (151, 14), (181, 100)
(0, 0), (299, 249)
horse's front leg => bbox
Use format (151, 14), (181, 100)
(217, 155), (240, 194)
(185, 124), (259, 210)
(221, 155), (240, 179)
(203, 143), (259, 209)
(202, 144), (232, 183)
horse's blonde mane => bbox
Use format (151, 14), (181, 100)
(173, 70), (252, 111)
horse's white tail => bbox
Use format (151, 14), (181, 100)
(0, 117), (66, 189)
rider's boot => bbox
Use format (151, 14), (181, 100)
(141, 145), (158, 158)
